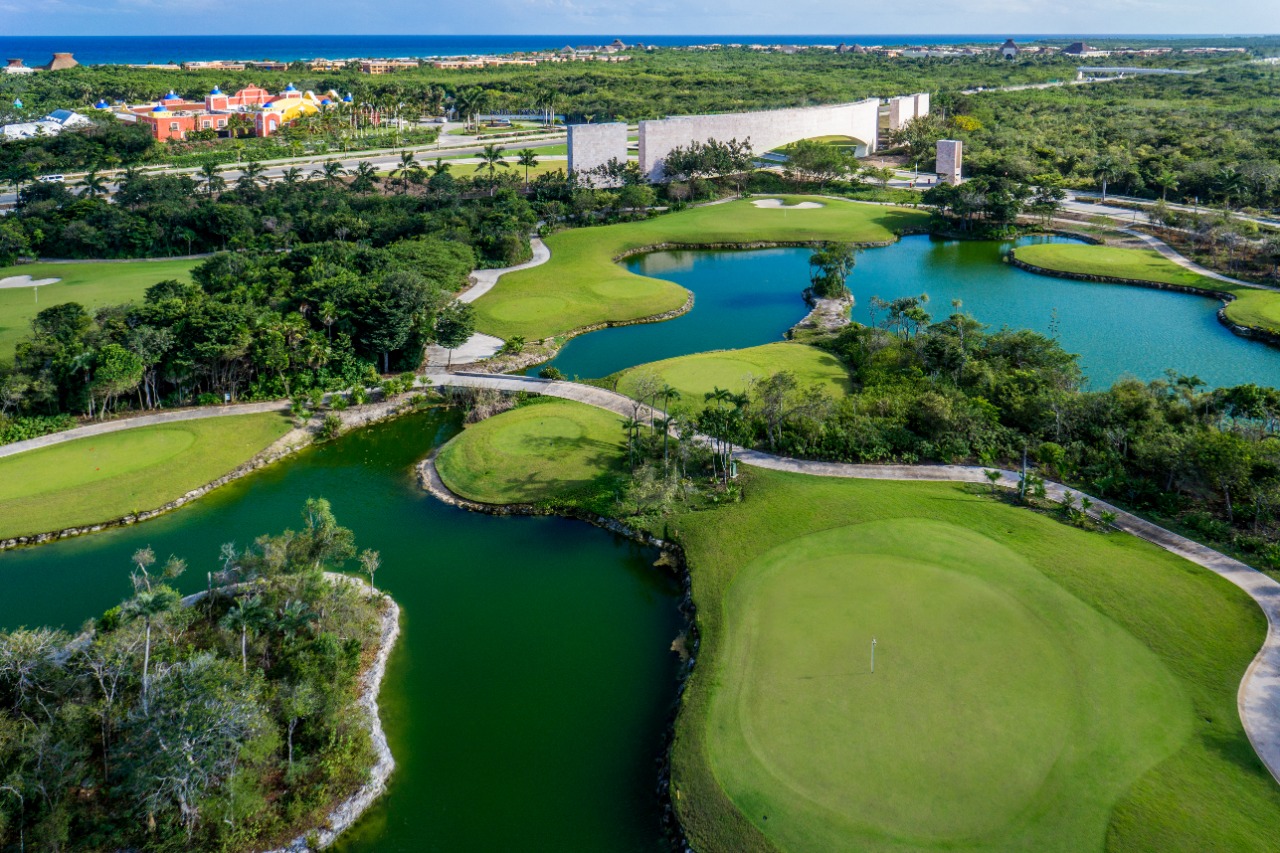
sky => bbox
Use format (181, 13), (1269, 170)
(1, 0), (1277, 36)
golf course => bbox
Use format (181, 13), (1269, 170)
(0, 412), (291, 539)
(0, 259), (199, 364)
(433, 399), (1280, 853)
(434, 397), (627, 505)
(614, 342), (851, 404)
(470, 195), (927, 342)
(1012, 243), (1280, 337)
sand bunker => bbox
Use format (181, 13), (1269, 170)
(0, 275), (61, 289)
(751, 198), (824, 209)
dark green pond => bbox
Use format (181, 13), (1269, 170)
(538, 235), (1280, 389)
(0, 412), (683, 852)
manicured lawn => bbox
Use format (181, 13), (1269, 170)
(430, 398), (1280, 853)
(614, 342), (851, 406)
(471, 196), (927, 342)
(0, 259), (199, 364)
(435, 398), (626, 505)
(666, 469), (1280, 853)
(0, 413), (291, 538)
(1014, 243), (1280, 336)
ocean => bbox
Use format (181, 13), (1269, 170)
(0, 34), (1234, 66)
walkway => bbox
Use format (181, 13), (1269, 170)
(0, 400), (290, 459)
(3, 367), (1279, 782)
(422, 236), (550, 368)
(422, 370), (1280, 787)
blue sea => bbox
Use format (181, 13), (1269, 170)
(0, 34), (1234, 66)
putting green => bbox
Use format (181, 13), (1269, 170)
(708, 519), (1190, 853)
(0, 259), (199, 364)
(616, 342), (851, 405)
(472, 196), (926, 342)
(0, 413), (291, 538)
(435, 399), (626, 505)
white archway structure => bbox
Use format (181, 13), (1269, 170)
(637, 99), (880, 181)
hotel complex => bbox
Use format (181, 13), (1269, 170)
(102, 84), (354, 141)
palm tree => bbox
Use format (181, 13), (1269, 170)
(429, 158), (453, 178)
(1150, 168), (1179, 202)
(198, 162), (226, 197)
(226, 112), (253, 139)
(621, 417), (641, 469)
(128, 586), (179, 715)
(281, 166), (304, 186)
(350, 160), (379, 193)
(220, 595), (267, 673)
(320, 300), (338, 338)
(312, 159), (348, 186)
(236, 160), (268, 192)
(390, 150), (423, 193)
(79, 169), (107, 199)
(1091, 154), (1127, 202)
(516, 148), (539, 186)
(479, 144), (509, 179)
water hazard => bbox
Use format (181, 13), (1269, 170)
(0, 412), (683, 852)
(538, 235), (1280, 389)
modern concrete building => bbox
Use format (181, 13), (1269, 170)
(636, 100), (881, 182)
(936, 139), (963, 185)
(567, 122), (629, 186)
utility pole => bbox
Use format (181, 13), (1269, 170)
(871, 637), (877, 674)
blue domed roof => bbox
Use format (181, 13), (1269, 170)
(152, 104), (166, 112)
(94, 99), (109, 109)
(320, 98), (332, 105)
(210, 86), (222, 95)
(284, 82), (297, 92)
(163, 90), (179, 100)
(263, 102), (273, 109)
(342, 93), (353, 102)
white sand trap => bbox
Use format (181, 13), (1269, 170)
(751, 198), (824, 209)
(0, 275), (61, 289)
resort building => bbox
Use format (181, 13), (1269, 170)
(1, 109), (91, 141)
(3, 59), (34, 75)
(1000, 39), (1020, 60)
(109, 85), (345, 142)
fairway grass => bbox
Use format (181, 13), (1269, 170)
(1013, 243), (1280, 337)
(435, 398), (626, 505)
(669, 469), (1280, 853)
(615, 342), (851, 405)
(0, 413), (291, 539)
(428, 400), (1280, 852)
(0, 259), (199, 364)
(471, 196), (927, 342)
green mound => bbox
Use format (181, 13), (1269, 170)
(710, 519), (1187, 852)
(667, 469), (1280, 853)
(435, 399), (626, 505)
(0, 413), (291, 538)
(615, 342), (850, 405)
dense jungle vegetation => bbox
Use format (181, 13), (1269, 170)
(0, 500), (389, 851)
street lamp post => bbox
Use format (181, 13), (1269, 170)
(871, 637), (877, 674)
